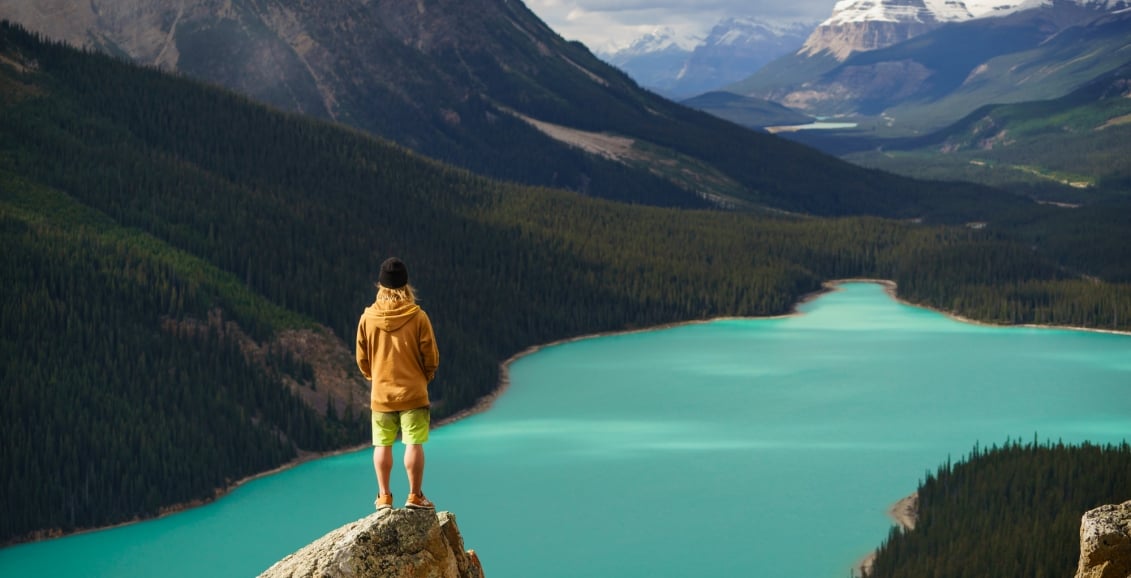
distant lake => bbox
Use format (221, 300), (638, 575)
(2, 282), (1128, 577)
(767, 121), (859, 133)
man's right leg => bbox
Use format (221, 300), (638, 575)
(374, 445), (393, 496)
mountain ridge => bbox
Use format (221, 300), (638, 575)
(599, 17), (815, 98)
(800, 0), (1129, 60)
(730, 2), (1131, 131)
(0, 0), (1037, 222)
(840, 61), (1131, 224)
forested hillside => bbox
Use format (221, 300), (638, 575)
(865, 440), (1131, 578)
(2, 23), (1129, 544)
(2, 179), (367, 538)
(843, 62), (1131, 201)
(0, 0), (1035, 222)
(735, 4), (1131, 135)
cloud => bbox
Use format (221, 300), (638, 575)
(526, 0), (831, 51)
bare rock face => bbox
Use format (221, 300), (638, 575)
(259, 509), (484, 578)
(1075, 500), (1131, 578)
(800, 18), (939, 61)
(798, 0), (954, 60)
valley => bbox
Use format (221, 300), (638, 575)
(1, 0), (1130, 575)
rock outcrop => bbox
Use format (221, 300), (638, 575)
(259, 509), (484, 578)
(1075, 500), (1131, 578)
(798, 0), (966, 61)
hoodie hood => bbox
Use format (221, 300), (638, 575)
(362, 301), (421, 332)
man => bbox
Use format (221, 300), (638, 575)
(356, 257), (439, 511)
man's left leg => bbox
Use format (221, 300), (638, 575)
(405, 443), (425, 496)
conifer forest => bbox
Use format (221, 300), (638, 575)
(1, 22), (1129, 558)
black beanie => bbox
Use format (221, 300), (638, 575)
(378, 257), (409, 289)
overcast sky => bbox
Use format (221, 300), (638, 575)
(524, 0), (832, 52)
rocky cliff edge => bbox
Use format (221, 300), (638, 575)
(259, 509), (483, 578)
(1076, 500), (1131, 578)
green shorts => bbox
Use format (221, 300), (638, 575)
(372, 406), (430, 446)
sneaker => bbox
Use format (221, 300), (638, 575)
(404, 493), (435, 510)
(375, 493), (394, 511)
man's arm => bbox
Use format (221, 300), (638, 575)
(356, 318), (372, 381)
(418, 312), (439, 382)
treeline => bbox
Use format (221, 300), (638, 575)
(842, 65), (1131, 256)
(930, 65), (1131, 191)
(864, 439), (1131, 578)
(1, 23), (1129, 544)
(0, 186), (365, 541)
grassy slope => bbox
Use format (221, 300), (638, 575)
(745, 7), (1130, 145)
(844, 63), (1131, 200)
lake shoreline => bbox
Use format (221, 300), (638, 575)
(432, 277), (1130, 578)
(853, 278), (1131, 338)
(11, 278), (1127, 549)
(856, 492), (919, 576)
(2, 443), (372, 548)
(439, 277), (1130, 429)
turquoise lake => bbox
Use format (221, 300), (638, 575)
(2, 282), (1129, 577)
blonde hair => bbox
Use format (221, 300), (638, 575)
(376, 283), (416, 304)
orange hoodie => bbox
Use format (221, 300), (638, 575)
(355, 300), (439, 412)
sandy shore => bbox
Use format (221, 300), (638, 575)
(15, 278), (1126, 547)
(856, 492), (919, 576)
(5, 443), (373, 547)
(837, 278), (1131, 337)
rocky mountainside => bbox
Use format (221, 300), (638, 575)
(730, 1), (1131, 129)
(597, 27), (697, 97)
(798, 0), (1129, 61)
(600, 18), (815, 99)
(258, 509), (484, 578)
(0, 0), (1013, 219)
(0, 0), (697, 207)
(799, 0), (969, 61)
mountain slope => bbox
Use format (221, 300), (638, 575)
(682, 91), (813, 129)
(845, 63), (1131, 199)
(601, 18), (814, 99)
(5, 21), (1131, 544)
(799, 0), (967, 61)
(733, 3), (1131, 132)
(843, 65), (1131, 282)
(0, 0), (1029, 221)
(597, 27), (696, 96)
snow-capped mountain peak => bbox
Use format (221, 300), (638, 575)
(597, 27), (700, 58)
(600, 17), (816, 98)
(961, 0), (1047, 17)
(707, 17), (816, 46)
(819, 0), (965, 27)
(802, 0), (947, 59)
(804, 0), (1130, 61)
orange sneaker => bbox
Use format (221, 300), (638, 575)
(375, 493), (394, 511)
(404, 493), (435, 510)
